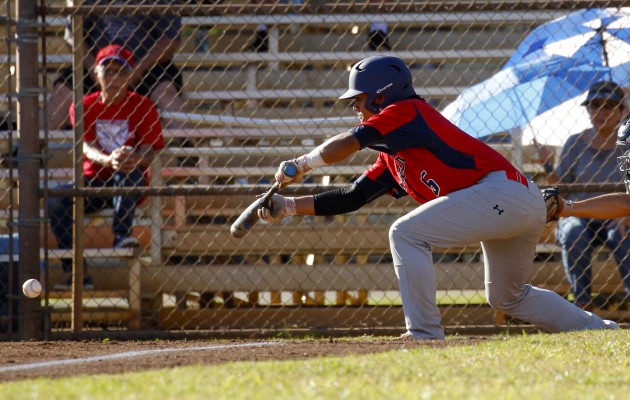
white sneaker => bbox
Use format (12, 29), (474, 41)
(602, 319), (619, 330)
(397, 332), (416, 341)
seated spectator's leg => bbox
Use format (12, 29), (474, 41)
(48, 179), (109, 273)
(556, 217), (595, 307)
(606, 224), (630, 303)
(47, 183), (75, 272)
(112, 169), (145, 247)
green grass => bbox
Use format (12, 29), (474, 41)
(1, 330), (629, 400)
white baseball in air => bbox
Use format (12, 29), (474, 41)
(22, 279), (42, 298)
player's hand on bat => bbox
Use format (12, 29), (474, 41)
(257, 194), (289, 223)
(275, 160), (305, 188)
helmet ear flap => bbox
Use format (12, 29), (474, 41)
(363, 93), (386, 114)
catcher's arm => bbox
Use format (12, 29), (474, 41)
(558, 193), (630, 219)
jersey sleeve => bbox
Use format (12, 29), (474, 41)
(359, 154), (407, 200)
(351, 124), (384, 149)
(72, 97), (97, 143)
(359, 100), (433, 154)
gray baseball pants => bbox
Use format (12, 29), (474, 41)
(390, 171), (610, 339)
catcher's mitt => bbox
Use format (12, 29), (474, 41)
(542, 186), (560, 223)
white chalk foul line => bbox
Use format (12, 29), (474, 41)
(0, 341), (282, 373)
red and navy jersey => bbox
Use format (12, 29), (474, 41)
(351, 97), (518, 204)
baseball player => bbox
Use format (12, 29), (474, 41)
(259, 55), (618, 340)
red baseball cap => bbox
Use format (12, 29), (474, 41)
(95, 44), (135, 69)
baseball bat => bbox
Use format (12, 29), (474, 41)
(230, 163), (297, 238)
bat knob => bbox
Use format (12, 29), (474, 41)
(283, 163), (298, 177)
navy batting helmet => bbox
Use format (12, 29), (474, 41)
(616, 118), (630, 193)
(338, 55), (416, 114)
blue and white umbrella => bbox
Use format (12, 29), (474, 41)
(442, 8), (630, 145)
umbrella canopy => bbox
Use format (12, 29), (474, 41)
(442, 8), (630, 145)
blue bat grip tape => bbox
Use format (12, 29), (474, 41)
(284, 163), (298, 177)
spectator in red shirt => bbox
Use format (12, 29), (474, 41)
(48, 44), (165, 290)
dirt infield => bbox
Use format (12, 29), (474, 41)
(0, 336), (491, 382)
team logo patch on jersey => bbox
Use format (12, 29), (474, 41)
(394, 156), (407, 190)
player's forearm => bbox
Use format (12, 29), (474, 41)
(560, 193), (630, 219)
(318, 130), (361, 164)
(292, 183), (369, 216)
(83, 142), (111, 166)
(291, 131), (361, 177)
(294, 196), (316, 215)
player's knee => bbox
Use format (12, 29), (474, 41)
(389, 221), (400, 242)
(485, 287), (523, 313)
(389, 220), (432, 262)
(389, 219), (411, 247)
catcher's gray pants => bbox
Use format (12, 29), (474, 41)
(390, 171), (610, 340)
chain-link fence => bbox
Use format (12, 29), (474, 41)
(1, 0), (630, 338)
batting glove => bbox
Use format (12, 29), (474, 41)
(275, 160), (306, 186)
(257, 194), (297, 223)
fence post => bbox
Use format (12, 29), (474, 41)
(15, 0), (44, 340)
(69, 0), (85, 333)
